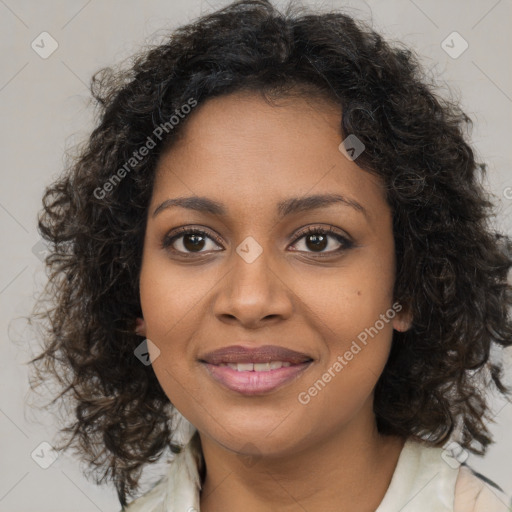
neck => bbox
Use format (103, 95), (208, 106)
(198, 407), (405, 512)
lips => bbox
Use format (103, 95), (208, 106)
(198, 344), (313, 365)
(198, 345), (314, 395)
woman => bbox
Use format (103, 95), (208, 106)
(29, 1), (512, 510)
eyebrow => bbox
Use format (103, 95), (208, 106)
(152, 193), (367, 219)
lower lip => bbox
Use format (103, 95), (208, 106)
(202, 362), (313, 395)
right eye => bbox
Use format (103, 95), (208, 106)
(162, 227), (224, 255)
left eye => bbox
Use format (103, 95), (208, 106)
(290, 228), (353, 254)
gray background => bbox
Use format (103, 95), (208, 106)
(1, 0), (511, 510)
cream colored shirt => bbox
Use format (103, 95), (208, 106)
(121, 430), (511, 512)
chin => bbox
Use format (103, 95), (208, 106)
(207, 420), (307, 456)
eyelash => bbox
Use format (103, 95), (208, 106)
(161, 225), (354, 257)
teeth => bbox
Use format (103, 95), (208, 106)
(254, 362), (270, 371)
(218, 361), (294, 371)
(236, 363), (254, 372)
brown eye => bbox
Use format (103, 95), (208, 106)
(182, 233), (207, 252)
(162, 228), (223, 254)
(304, 232), (328, 252)
(290, 226), (353, 255)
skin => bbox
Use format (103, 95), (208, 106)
(136, 90), (412, 512)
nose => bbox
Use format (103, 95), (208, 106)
(212, 246), (294, 329)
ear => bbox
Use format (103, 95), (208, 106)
(392, 303), (413, 332)
(135, 317), (146, 337)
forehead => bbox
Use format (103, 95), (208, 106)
(152, 91), (388, 223)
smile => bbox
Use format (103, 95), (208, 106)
(217, 361), (293, 371)
(201, 360), (313, 395)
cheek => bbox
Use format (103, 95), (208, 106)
(138, 255), (221, 415)
(139, 269), (203, 420)
(291, 243), (396, 404)
(295, 311), (395, 434)
(292, 245), (396, 341)
(139, 254), (215, 343)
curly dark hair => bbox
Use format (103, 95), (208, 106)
(27, 0), (512, 508)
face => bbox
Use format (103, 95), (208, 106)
(137, 90), (410, 458)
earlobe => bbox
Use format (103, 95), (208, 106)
(135, 317), (146, 336)
(392, 307), (413, 332)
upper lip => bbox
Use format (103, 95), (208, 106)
(199, 345), (313, 365)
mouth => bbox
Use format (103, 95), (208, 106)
(198, 344), (314, 395)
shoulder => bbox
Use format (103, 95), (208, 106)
(376, 438), (511, 512)
(120, 433), (202, 512)
(454, 464), (512, 512)
(120, 477), (169, 512)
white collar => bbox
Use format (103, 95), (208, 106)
(375, 437), (459, 511)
